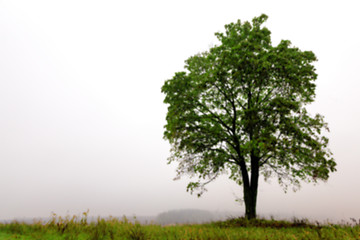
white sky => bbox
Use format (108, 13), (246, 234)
(1, 0), (359, 222)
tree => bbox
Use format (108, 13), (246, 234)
(161, 14), (336, 219)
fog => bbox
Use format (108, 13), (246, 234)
(1, 0), (359, 222)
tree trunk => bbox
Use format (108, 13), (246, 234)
(243, 185), (258, 219)
(237, 143), (260, 219)
(243, 153), (259, 220)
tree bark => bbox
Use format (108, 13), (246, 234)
(243, 182), (258, 219)
(243, 154), (260, 220)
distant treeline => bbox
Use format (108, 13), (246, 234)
(155, 209), (242, 225)
(0, 209), (242, 226)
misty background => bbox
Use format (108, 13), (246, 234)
(1, 0), (359, 222)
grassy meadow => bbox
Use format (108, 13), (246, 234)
(0, 211), (359, 240)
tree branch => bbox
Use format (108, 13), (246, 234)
(196, 102), (233, 134)
(259, 154), (273, 167)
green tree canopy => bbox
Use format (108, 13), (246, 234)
(161, 14), (336, 219)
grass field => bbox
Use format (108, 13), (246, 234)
(0, 212), (359, 240)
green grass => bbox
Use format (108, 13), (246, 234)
(0, 211), (359, 240)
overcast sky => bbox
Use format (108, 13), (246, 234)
(1, 0), (359, 222)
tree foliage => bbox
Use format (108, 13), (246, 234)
(161, 14), (336, 219)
